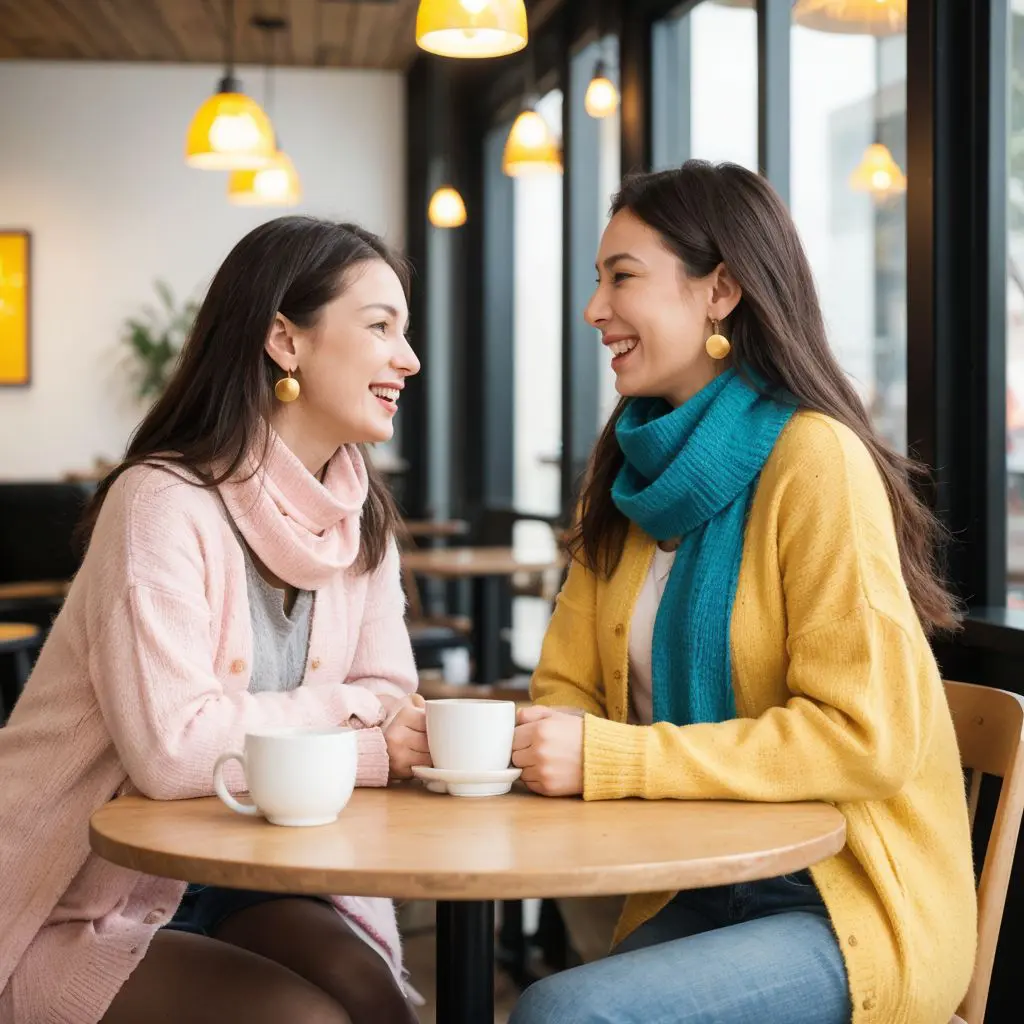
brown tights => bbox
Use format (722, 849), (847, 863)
(101, 898), (417, 1024)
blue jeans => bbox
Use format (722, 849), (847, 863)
(510, 873), (852, 1024)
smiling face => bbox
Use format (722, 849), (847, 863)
(266, 258), (420, 470)
(585, 209), (741, 407)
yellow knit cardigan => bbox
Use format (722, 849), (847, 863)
(531, 412), (977, 1024)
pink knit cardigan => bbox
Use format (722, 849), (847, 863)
(0, 439), (418, 1023)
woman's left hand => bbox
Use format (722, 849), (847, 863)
(512, 705), (585, 797)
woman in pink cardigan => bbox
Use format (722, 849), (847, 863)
(0, 218), (428, 1024)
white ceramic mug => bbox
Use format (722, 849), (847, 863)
(425, 698), (516, 772)
(440, 647), (471, 685)
(213, 727), (357, 827)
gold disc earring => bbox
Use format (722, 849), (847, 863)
(705, 319), (731, 361)
(275, 368), (300, 402)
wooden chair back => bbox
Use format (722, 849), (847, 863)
(944, 680), (1024, 1023)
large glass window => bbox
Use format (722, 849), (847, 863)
(566, 30), (621, 503)
(651, 5), (689, 170)
(511, 89), (563, 667)
(512, 88), (563, 519)
(652, 2), (757, 172)
(1007, 1), (1024, 603)
(594, 38), (623, 427)
(791, 13), (907, 452)
(691, 1), (757, 168)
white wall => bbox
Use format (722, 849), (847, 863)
(0, 60), (404, 479)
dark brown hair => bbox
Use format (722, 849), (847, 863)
(572, 161), (958, 634)
(80, 216), (408, 573)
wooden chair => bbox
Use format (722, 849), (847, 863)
(944, 680), (1024, 1024)
(401, 561), (472, 634)
(401, 560), (473, 653)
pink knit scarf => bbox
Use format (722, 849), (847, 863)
(217, 432), (369, 590)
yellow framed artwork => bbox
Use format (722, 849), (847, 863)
(0, 230), (31, 387)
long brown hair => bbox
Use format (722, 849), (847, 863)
(573, 161), (958, 634)
(80, 216), (407, 573)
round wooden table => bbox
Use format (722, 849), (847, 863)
(401, 519), (470, 540)
(400, 546), (564, 579)
(91, 786), (845, 1023)
(0, 579), (68, 603)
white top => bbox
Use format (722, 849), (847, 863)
(627, 546), (677, 725)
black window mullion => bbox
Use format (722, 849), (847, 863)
(907, 0), (1008, 607)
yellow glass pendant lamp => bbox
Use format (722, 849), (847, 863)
(186, 76), (275, 170)
(227, 147), (302, 206)
(793, 0), (906, 36)
(849, 142), (906, 199)
(415, 0), (528, 59)
(584, 60), (619, 119)
(225, 14), (302, 204)
(428, 186), (467, 227)
(185, 0), (275, 169)
(502, 109), (562, 176)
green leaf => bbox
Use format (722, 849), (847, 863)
(121, 280), (197, 403)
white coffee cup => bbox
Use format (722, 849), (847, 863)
(213, 727), (357, 827)
(425, 699), (516, 772)
(440, 647), (471, 685)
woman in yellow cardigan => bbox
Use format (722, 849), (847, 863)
(509, 162), (976, 1024)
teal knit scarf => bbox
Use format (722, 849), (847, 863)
(612, 369), (796, 726)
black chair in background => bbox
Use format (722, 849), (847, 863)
(0, 481), (94, 587)
(0, 624), (43, 724)
(0, 481), (94, 713)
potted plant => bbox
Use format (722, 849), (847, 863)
(121, 281), (198, 402)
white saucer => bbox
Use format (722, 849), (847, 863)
(412, 766), (521, 797)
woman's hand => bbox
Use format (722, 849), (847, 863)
(384, 693), (431, 779)
(512, 705), (585, 797)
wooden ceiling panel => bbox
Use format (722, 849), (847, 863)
(157, 0), (225, 64)
(97, 0), (184, 61)
(0, 0), (424, 70)
(350, 5), (377, 68)
(287, 0), (319, 65)
(317, 0), (353, 66)
(236, 0), (275, 63)
(378, 0), (419, 70)
(0, 0), (91, 60)
(45, 0), (114, 60)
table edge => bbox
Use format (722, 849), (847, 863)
(89, 811), (846, 901)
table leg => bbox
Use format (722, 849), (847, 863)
(436, 899), (495, 1024)
(472, 577), (509, 685)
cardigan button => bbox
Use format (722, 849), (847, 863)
(311, 657), (322, 670)
(862, 997), (875, 1011)
(848, 934), (858, 947)
(614, 623), (625, 637)
(230, 659), (246, 674)
(613, 669), (623, 681)
(144, 910), (165, 925)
